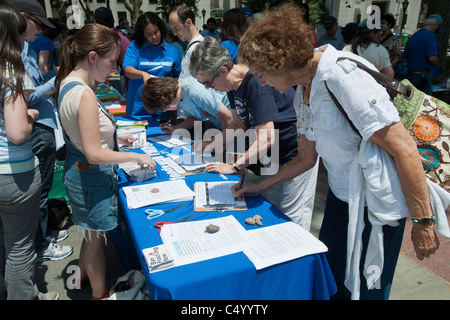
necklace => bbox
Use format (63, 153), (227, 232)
(296, 58), (314, 156)
(302, 58), (313, 106)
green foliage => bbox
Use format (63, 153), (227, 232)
(156, 0), (200, 21)
(239, 0), (327, 26)
(211, 9), (224, 18)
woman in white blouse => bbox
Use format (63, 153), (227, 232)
(234, 4), (440, 300)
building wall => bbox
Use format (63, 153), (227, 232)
(49, 0), (231, 30)
(324, 0), (423, 35)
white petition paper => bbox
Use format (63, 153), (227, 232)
(122, 180), (194, 209)
(160, 215), (253, 266)
(243, 221), (328, 270)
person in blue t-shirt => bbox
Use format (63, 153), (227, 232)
(29, 33), (54, 75)
(141, 76), (232, 132)
(219, 8), (248, 64)
(201, 17), (220, 40)
(403, 14), (442, 95)
(123, 12), (181, 117)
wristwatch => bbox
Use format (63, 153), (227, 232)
(411, 215), (436, 225)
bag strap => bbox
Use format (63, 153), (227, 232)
(57, 81), (119, 151)
(57, 81), (85, 107)
(184, 40), (201, 57)
(379, 33), (394, 45)
(335, 57), (413, 100)
(324, 57), (414, 136)
(324, 81), (361, 137)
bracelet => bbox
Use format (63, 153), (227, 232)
(411, 215), (436, 225)
(233, 163), (240, 173)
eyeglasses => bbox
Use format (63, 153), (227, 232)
(199, 75), (217, 89)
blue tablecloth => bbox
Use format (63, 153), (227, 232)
(112, 115), (337, 300)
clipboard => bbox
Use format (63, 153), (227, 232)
(194, 181), (247, 212)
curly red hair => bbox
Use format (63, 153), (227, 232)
(238, 3), (315, 75)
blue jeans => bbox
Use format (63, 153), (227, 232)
(319, 189), (406, 300)
(30, 123), (56, 252)
(63, 137), (120, 232)
(405, 71), (433, 95)
(0, 168), (41, 299)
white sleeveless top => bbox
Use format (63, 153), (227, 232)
(59, 77), (116, 154)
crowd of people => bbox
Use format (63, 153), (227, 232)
(0, 0), (448, 301)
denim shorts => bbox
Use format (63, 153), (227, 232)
(64, 155), (120, 232)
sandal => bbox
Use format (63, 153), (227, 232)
(92, 290), (110, 300)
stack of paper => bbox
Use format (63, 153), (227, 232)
(103, 101), (126, 115)
(116, 120), (148, 129)
(170, 154), (218, 174)
(194, 181), (247, 211)
(142, 245), (174, 273)
(119, 161), (156, 182)
(117, 127), (147, 150)
(122, 180), (195, 209)
(148, 134), (192, 148)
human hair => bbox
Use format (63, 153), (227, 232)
(424, 17), (440, 26)
(134, 12), (168, 47)
(381, 13), (395, 29)
(206, 17), (216, 25)
(0, 1), (28, 104)
(189, 37), (234, 78)
(141, 77), (179, 113)
(219, 8), (248, 44)
(42, 18), (62, 41)
(171, 5), (196, 25)
(296, 2), (310, 25)
(49, 23), (120, 96)
(238, 3), (314, 75)
(350, 26), (379, 54)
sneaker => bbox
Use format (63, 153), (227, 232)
(38, 291), (59, 300)
(37, 242), (73, 262)
(48, 229), (69, 243)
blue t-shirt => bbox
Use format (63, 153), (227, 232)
(123, 40), (181, 117)
(403, 28), (438, 71)
(220, 40), (239, 64)
(201, 29), (220, 40)
(227, 72), (298, 174)
(21, 41), (57, 129)
(29, 34), (54, 65)
(0, 69), (38, 174)
(179, 76), (230, 130)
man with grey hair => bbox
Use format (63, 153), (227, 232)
(402, 14), (442, 95)
(189, 37), (319, 231)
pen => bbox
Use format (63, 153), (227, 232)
(237, 170), (246, 191)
